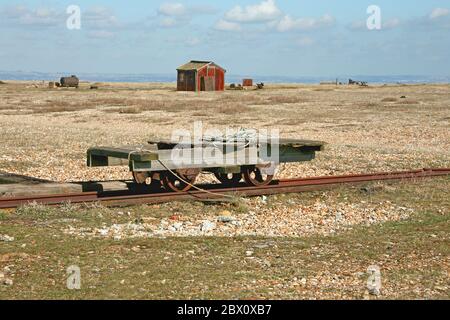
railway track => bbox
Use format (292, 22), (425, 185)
(0, 168), (449, 209)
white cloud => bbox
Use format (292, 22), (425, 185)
(0, 5), (62, 27)
(276, 14), (335, 32)
(225, 0), (282, 23)
(430, 8), (449, 19)
(189, 5), (218, 15)
(84, 6), (119, 29)
(157, 3), (217, 28)
(157, 3), (188, 28)
(158, 3), (187, 16)
(214, 19), (241, 31)
(349, 18), (401, 31)
(0, 5), (120, 30)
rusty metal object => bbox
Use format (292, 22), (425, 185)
(0, 192), (98, 209)
(348, 79), (368, 87)
(161, 169), (200, 192)
(133, 172), (162, 191)
(60, 75), (79, 88)
(243, 167), (274, 186)
(1, 169), (449, 209)
(243, 79), (253, 87)
(132, 171), (150, 184)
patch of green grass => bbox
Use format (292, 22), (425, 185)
(0, 178), (13, 184)
(0, 177), (448, 299)
(1, 210), (447, 299)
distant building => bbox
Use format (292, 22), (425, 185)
(177, 60), (226, 92)
(242, 79), (253, 87)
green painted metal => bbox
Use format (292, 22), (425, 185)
(87, 139), (326, 173)
(87, 147), (158, 168)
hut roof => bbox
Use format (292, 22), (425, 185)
(177, 60), (226, 72)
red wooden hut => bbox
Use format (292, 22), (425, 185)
(177, 60), (226, 92)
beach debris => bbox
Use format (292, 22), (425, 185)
(60, 75), (79, 88)
(48, 81), (60, 89)
(217, 216), (234, 223)
(90, 82), (102, 90)
(229, 83), (243, 90)
(349, 79), (368, 87)
(0, 271), (13, 286)
(0, 234), (14, 242)
(320, 79), (339, 85)
(200, 220), (216, 232)
(243, 79), (253, 87)
(2, 278), (13, 286)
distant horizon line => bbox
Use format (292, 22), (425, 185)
(1, 69), (449, 78)
(1, 70), (449, 84)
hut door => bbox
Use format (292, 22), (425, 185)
(200, 77), (206, 91)
(204, 77), (214, 91)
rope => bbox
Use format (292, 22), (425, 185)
(203, 128), (258, 149)
(157, 160), (238, 200)
(127, 142), (245, 201)
(127, 145), (152, 161)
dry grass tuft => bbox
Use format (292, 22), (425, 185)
(217, 103), (250, 114)
(119, 106), (143, 114)
(313, 87), (335, 92)
(365, 102), (380, 108)
(31, 101), (95, 114)
(397, 99), (420, 105)
(381, 97), (398, 102)
(93, 97), (128, 106)
(251, 95), (306, 105)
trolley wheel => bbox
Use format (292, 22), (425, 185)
(243, 167), (274, 187)
(214, 172), (242, 186)
(161, 170), (198, 192)
(132, 172), (162, 191)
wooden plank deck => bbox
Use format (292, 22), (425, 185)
(87, 139), (326, 170)
(148, 139), (326, 151)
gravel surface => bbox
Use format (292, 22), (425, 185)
(62, 195), (414, 240)
(1, 82), (449, 242)
(0, 82), (449, 183)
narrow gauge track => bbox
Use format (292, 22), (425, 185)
(0, 168), (449, 209)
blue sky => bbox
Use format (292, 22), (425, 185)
(0, 0), (449, 76)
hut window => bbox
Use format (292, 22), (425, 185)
(180, 73), (185, 81)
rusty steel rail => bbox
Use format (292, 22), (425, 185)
(0, 192), (99, 209)
(0, 168), (449, 209)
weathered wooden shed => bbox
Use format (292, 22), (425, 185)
(177, 60), (226, 92)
